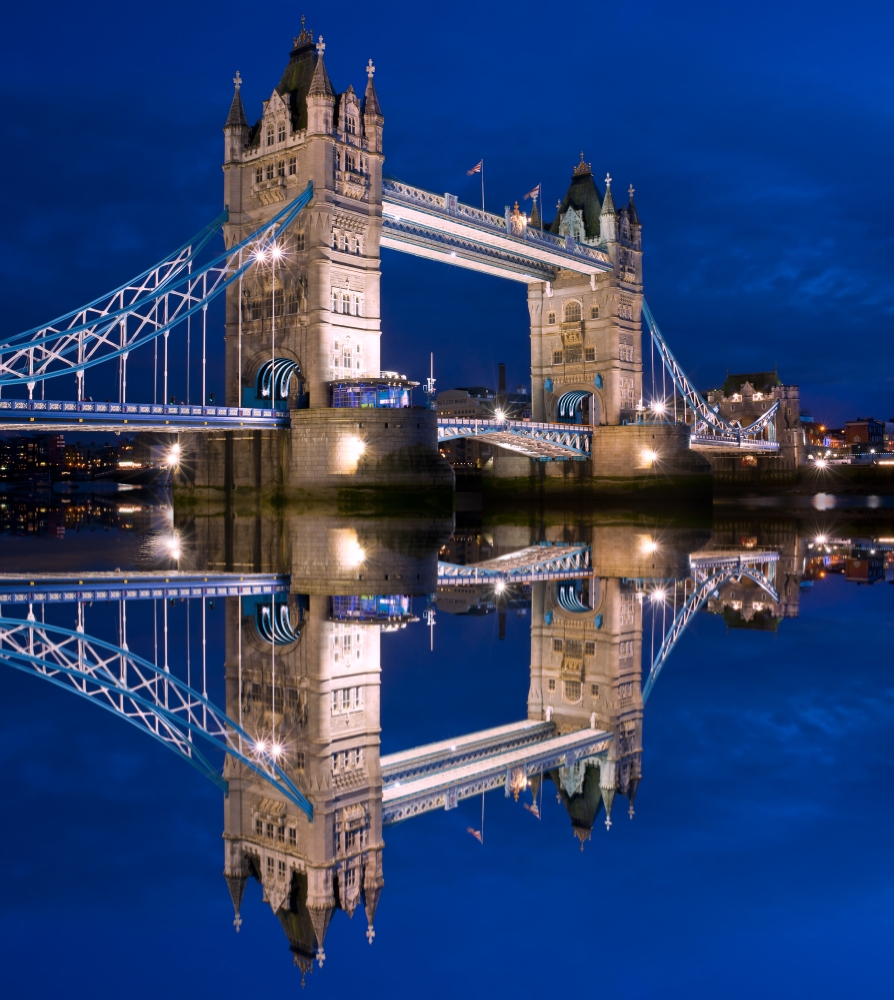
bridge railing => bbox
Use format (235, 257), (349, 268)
(0, 399), (282, 420)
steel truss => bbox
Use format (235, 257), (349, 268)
(0, 612), (312, 819)
(641, 300), (780, 451)
(642, 551), (779, 704)
(437, 417), (592, 461)
(437, 542), (592, 585)
(0, 184), (313, 396)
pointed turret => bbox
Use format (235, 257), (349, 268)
(308, 43), (334, 98)
(225, 72), (248, 130)
(601, 785), (616, 829)
(627, 183), (641, 227)
(361, 58), (384, 154)
(225, 872), (248, 932)
(627, 775), (640, 818)
(548, 152), (603, 240)
(600, 173), (617, 243)
(309, 903), (335, 967)
(306, 36), (336, 136)
(530, 198), (542, 229)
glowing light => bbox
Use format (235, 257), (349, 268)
(256, 740), (267, 755)
(271, 742), (283, 758)
(643, 449), (658, 464)
(494, 580), (505, 595)
(815, 458), (828, 469)
(816, 535), (827, 544)
(495, 408), (506, 422)
(641, 537), (658, 554)
(651, 589), (667, 603)
(345, 435), (366, 467)
(341, 535), (366, 569)
(269, 243), (283, 260)
(164, 534), (181, 560)
(652, 400), (666, 415)
(165, 442), (181, 468)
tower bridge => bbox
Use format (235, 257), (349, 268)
(0, 29), (783, 495)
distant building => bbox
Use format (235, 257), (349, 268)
(703, 368), (803, 469)
(846, 417), (885, 454)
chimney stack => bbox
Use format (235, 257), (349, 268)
(498, 363), (506, 393)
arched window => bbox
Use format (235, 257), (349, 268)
(343, 344), (352, 369)
(266, 162), (274, 180)
(277, 122), (285, 143)
(331, 288), (338, 312)
(341, 292), (349, 315)
(564, 301), (581, 323)
(266, 125), (274, 147)
(562, 680), (581, 704)
(255, 166), (262, 184)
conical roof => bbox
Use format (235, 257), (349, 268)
(601, 177), (616, 215)
(273, 39), (325, 132)
(308, 51), (335, 99)
(548, 154), (603, 240)
(361, 75), (382, 117)
(530, 199), (542, 228)
(627, 191), (641, 226)
(546, 762), (604, 845)
(225, 84), (248, 130)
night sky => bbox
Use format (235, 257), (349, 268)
(2, 1), (892, 424)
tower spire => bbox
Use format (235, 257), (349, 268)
(224, 71), (248, 129)
(308, 38), (334, 97)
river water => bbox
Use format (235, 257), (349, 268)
(0, 489), (892, 998)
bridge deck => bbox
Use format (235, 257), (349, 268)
(438, 417), (591, 460)
(690, 433), (780, 454)
(381, 719), (555, 784)
(437, 543), (592, 585)
(382, 726), (611, 825)
(0, 399), (289, 432)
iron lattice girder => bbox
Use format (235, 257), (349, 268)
(641, 300), (781, 451)
(381, 727), (612, 825)
(0, 398), (290, 432)
(0, 184), (313, 390)
(438, 418), (592, 460)
(437, 543), (592, 585)
(689, 434), (781, 454)
(0, 615), (313, 819)
(642, 550), (780, 703)
(0, 573), (289, 606)
(381, 720), (557, 786)
(381, 179), (612, 282)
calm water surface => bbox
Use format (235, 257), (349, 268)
(0, 490), (892, 998)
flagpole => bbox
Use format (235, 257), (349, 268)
(481, 161), (484, 211)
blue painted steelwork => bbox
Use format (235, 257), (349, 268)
(556, 390), (591, 423)
(437, 417), (591, 461)
(556, 581), (590, 612)
(0, 614), (313, 818)
(642, 550), (780, 704)
(0, 398), (290, 431)
(0, 573), (289, 606)
(329, 594), (415, 625)
(438, 542), (591, 586)
(256, 358), (302, 404)
(0, 184), (313, 394)
(642, 301), (780, 452)
(256, 603), (301, 645)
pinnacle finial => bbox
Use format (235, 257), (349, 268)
(605, 172), (612, 188)
(629, 183), (635, 200)
(367, 58), (376, 80)
(366, 924), (376, 944)
(573, 151), (591, 176)
(233, 70), (242, 90)
(316, 35), (326, 57)
(233, 912), (243, 932)
(294, 15), (314, 48)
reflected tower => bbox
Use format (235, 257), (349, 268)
(221, 590), (384, 977)
(528, 576), (643, 846)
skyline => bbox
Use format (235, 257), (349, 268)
(1, 0), (892, 424)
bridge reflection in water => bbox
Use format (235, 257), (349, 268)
(0, 506), (815, 984)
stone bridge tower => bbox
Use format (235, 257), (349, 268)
(222, 25), (384, 409)
(528, 156), (643, 428)
(527, 575), (643, 844)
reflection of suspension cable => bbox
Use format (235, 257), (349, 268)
(238, 599), (243, 755)
(202, 597), (207, 732)
(186, 602), (191, 743)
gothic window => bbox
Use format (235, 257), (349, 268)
(286, 288), (298, 314)
(355, 238), (362, 255)
(266, 125), (274, 147)
(296, 232), (305, 251)
(277, 859), (286, 878)
(288, 155), (297, 175)
(591, 683), (599, 697)
(619, 376), (635, 409)
(591, 305), (599, 319)
(266, 822), (274, 839)
(565, 347), (583, 364)
(266, 162), (274, 180)
(548, 678), (556, 692)
(564, 301), (582, 323)
(277, 827), (285, 843)
(266, 857), (274, 877)
(345, 116), (357, 135)
(553, 638), (563, 652)
(332, 289), (339, 312)
(289, 827), (297, 846)
(566, 639), (582, 658)
(563, 680), (582, 703)
(255, 166), (263, 184)
(547, 311), (556, 325)
(255, 818), (263, 837)
(295, 752), (305, 770)
(341, 293), (350, 315)
(277, 160), (284, 177)
(343, 345), (352, 368)
(333, 148), (340, 171)
(344, 867), (357, 888)
(620, 346), (634, 362)
(619, 592), (635, 627)
(553, 350), (563, 365)
(585, 641), (596, 655)
(277, 122), (285, 143)
(585, 347), (596, 362)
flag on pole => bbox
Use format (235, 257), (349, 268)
(523, 183), (541, 201)
(467, 160), (483, 175)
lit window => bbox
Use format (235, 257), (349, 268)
(553, 350), (563, 365)
(266, 125), (274, 147)
(277, 122), (285, 143)
(564, 301), (581, 322)
(288, 155), (297, 175)
(585, 347), (595, 362)
(591, 305), (599, 319)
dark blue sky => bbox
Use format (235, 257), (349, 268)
(1, 0), (892, 423)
